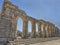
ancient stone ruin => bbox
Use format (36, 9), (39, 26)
(0, 0), (59, 45)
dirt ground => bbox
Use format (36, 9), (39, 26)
(30, 39), (60, 45)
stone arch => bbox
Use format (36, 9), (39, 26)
(36, 24), (38, 32)
(28, 21), (32, 38)
(28, 21), (32, 32)
(36, 20), (42, 38)
(0, 0), (59, 40)
(36, 23), (38, 37)
(28, 17), (36, 38)
(45, 22), (49, 37)
(17, 18), (23, 37)
(39, 20), (46, 38)
(16, 10), (29, 38)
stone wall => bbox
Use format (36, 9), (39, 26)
(0, 0), (59, 39)
(0, 0), (60, 45)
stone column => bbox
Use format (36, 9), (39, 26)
(55, 27), (58, 37)
(53, 26), (55, 37)
(51, 25), (53, 37)
(55, 27), (57, 37)
(48, 25), (50, 37)
(56, 28), (59, 37)
(15, 19), (17, 37)
(22, 20), (28, 38)
(41, 23), (46, 38)
(49, 25), (52, 37)
(56, 27), (59, 37)
(12, 20), (17, 38)
(45, 24), (49, 38)
(38, 22), (41, 38)
(31, 21), (36, 38)
(52, 26), (54, 37)
(52, 26), (55, 37)
(54, 27), (56, 37)
(9, 19), (17, 38)
(48, 25), (52, 37)
(47, 24), (50, 37)
(51, 26), (53, 37)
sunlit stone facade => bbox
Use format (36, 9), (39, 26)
(0, 0), (59, 45)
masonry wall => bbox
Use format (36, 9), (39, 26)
(0, 0), (60, 45)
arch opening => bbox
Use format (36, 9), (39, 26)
(28, 21), (32, 37)
(17, 18), (23, 37)
(36, 24), (38, 37)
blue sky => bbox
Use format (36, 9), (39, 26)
(0, 0), (60, 31)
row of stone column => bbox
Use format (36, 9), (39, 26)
(20, 17), (59, 38)
(37, 21), (59, 38)
(22, 18), (36, 38)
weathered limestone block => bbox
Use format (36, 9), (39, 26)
(43, 24), (46, 37)
(49, 25), (52, 37)
(52, 26), (54, 37)
(31, 21), (36, 38)
(55, 27), (59, 37)
(22, 20), (28, 38)
(54, 27), (56, 37)
(0, 0), (59, 45)
(37, 21), (42, 38)
(0, 18), (10, 38)
(47, 23), (53, 37)
(48, 25), (52, 37)
(50, 24), (55, 37)
(51, 26), (53, 37)
(45, 23), (49, 38)
(52, 27), (55, 37)
(40, 21), (46, 38)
